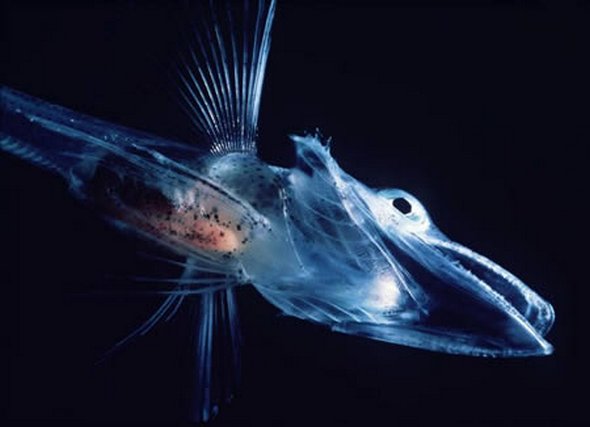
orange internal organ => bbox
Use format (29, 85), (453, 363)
(90, 166), (249, 257)
(156, 213), (242, 253)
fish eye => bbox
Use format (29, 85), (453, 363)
(376, 188), (432, 232)
(392, 197), (412, 215)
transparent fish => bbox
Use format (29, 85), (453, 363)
(1, 0), (554, 422)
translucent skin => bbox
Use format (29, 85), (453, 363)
(171, 136), (555, 358)
(0, 0), (557, 421)
(230, 136), (555, 357)
(89, 169), (246, 254)
(1, 87), (554, 360)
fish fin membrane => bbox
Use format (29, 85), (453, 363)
(192, 287), (241, 423)
(98, 260), (241, 422)
(98, 259), (237, 361)
(175, 0), (276, 155)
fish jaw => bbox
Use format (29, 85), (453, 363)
(250, 134), (555, 357)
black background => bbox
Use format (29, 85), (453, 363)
(2, 0), (589, 425)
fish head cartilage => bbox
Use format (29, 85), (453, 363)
(243, 135), (423, 321)
(251, 134), (555, 356)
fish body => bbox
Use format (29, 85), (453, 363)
(1, 0), (555, 422)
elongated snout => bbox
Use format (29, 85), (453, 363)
(428, 236), (555, 338)
(341, 226), (555, 357)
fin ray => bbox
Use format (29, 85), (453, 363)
(176, 0), (276, 155)
(191, 287), (241, 422)
(97, 259), (237, 361)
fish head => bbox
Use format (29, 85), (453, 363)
(263, 134), (554, 357)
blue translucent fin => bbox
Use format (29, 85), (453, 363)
(176, 0), (276, 155)
(99, 258), (237, 363)
(99, 257), (242, 423)
(191, 288), (241, 423)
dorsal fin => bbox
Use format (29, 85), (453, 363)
(176, 0), (276, 155)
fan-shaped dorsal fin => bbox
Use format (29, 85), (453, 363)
(176, 0), (276, 155)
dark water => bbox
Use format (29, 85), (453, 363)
(2, 0), (588, 425)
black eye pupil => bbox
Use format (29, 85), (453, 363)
(392, 197), (412, 214)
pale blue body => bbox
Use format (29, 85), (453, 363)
(0, 0), (555, 422)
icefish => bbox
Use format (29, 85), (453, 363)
(1, 0), (554, 422)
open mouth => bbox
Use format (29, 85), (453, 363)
(334, 227), (555, 357)
(278, 135), (554, 357)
